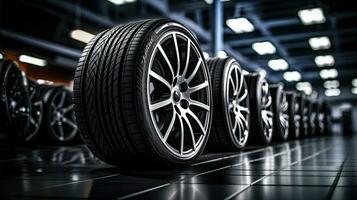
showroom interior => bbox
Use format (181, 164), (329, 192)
(0, 0), (357, 199)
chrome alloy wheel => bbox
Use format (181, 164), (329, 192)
(50, 90), (77, 142)
(279, 93), (289, 138)
(147, 31), (211, 159)
(261, 80), (273, 141)
(26, 83), (43, 141)
(225, 61), (249, 146)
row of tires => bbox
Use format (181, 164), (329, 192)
(73, 19), (332, 168)
(0, 59), (79, 145)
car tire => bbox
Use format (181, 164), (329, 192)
(296, 94), (309, 137)
(73, 19), (213, 167)
(244, 73), (273, 145)
(285, 91), (300, 139)
(206, 57), (250, 150)
(269, 84), (289, 141)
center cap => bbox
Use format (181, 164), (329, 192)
(173, 89), (181, 102)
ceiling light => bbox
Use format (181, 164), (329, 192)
(325, 88), (340, 97)
(352, 88), (357, 94)
(296, 82), (312, 95)
(314, 55), (335, 67)
(203, 51), (210, 59)
(309, 36), (331, 50)
(352, 78), (357, 87)
(217, 50), (227, 58)
(226, 17), (255, 34)
(268, 59), (288, 71)
(19, 55), (47, 66)
(320, 69), (338, 79)
(283, 71), (301, 82)
(0, 53), (3, 59)
(70, 29), (95, 43)
(107, 0), (136, 5)
(323, 80), (339, 89)
(298, 8), (325, 25)
(252, 41), (276, 55)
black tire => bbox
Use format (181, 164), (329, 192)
(0, 59), (31, 144)
(321, 101), (332, 135)
(296, 93), (308, 137)
(269, 84), (289, 141)
(73, 19), (213, 167)
(244, 73), (273, 145)
(286, 91), (300, 139)
(307, 99), (316, 136)
(42, 87), (78, 144)
(207, 57), (250, 150)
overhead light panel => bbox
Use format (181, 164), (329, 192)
(226, 17), (255, 34)
(268, 59), (288, 71)
(296, 82), (312, 95)
(323, 80), (339, 89)
(309, 36), (331, 50)
(19, 55), (47, 67)
(107, 0), (136, 5)
(325, 88), (340, 97)
(252, 41), (276, 55)
(352, 78), (357, 87)
(283, 71), (301, 82)
(0, 53), (3, 59)
(298, 8), (325, 25)
(320, 69), (338, 79)
(352, 88), (357, 94)
(217, 50), (227, 58)
(70, 29), (95, 43)
(314, 55), (335, 67)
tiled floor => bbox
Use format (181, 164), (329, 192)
(0, 135), (356, 199)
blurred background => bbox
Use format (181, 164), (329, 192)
(0, 0), (356, 134)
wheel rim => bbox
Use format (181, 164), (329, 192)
(147, 31), (211, 159)
(318, 112), (325, 133)
(225, 61), (249, 146)
(50, 90), (78, 141)
(279, 92), (289, 138)
(303, 102), (309, 135)
(3, 67), (30, 139)
(261, 80), (273, 140)
(26, 84), (43, 141)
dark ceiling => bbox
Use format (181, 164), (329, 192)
(0, 0), (356, 101)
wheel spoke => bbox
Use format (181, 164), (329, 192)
(189, 100), (209, 111)
(58, 91), (66, 107)
(187, 109), (206, 136)
(182, 40), (191, 77)
(178, 116), (184, 155)
(188, 81), (208, 94)
(163, 111), (176, 142)
(186, 58), (202, 83)
(229, 77), (236, 93)
(150, 98), (172, 111)
(63, 117), (77, 129)
(157, 44), (175, 79)
(62, 104), (74, 114)
(149, 70), (171, 89)
(238, 105), (249, 114)
(234, 68), (240, 95)
(238, 89), (248, 102)
(182, 115), (196, 151)
(58, 123), (64, 138)
(173, 33), (180, 76)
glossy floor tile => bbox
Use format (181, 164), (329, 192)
(0, 135), (356, 199)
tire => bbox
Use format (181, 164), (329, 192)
(25, 80), (44, 142)
(269, 84), (289, 141)
(42, 87), (78, 144)
(307, 99), (316, 136)
(0, 59), (31, 144)
(244, 73), (273, 145)
(296, 93), (308, 137)
(315, 101), (325, 135)
(206, 57), (250, 150)
(321, 101), (332, 135)
(73, 19), (213, 167)
(285, 91), (300, 139)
